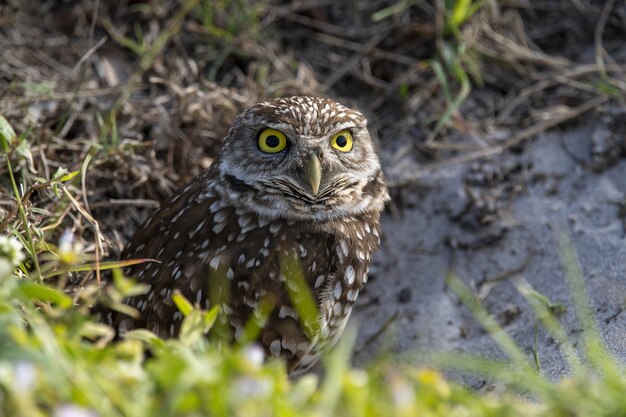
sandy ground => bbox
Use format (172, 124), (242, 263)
(353, 106), (626, 387)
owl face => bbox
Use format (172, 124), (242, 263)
(216, 97), (386, 221)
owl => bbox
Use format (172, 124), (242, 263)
(105, 96), (389, 374)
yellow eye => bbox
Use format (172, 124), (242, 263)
(258, 128), (287, 153)
(330, 130), (353, 152)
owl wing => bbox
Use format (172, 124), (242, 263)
(112, 174), (234, 336)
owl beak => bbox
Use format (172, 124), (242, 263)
(306, 154), (322, 195)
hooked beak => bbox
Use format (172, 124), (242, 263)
(306, 154), (322, 195)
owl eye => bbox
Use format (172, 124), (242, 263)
(258, 128), (288, 153)
(330, 130), (353, 152)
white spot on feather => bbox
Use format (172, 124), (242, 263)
(269, 223), (281, 235)
(333, 302), (342, 316)
(210, 256), (222, 269)
(269, 340), (281, 356)
(278, 306), (298, 320)
(213, 222), (226, 234)
(333, 282), (342, 299)
(209, 200), (223, 213)
(338, 240), (349, 258)
(345, 265), (355, 285)
(315, 275), (325, 289)
(214, 210), (227, 224)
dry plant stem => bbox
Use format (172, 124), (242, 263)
(594, 0), (615, 77)
(265, 4), (394, 38)
(101, 0), (199, 138)
(40, 205), (73, 232)
(320, 33), (386, 92)
(388, 95), (609, 187)
(0, 178), (56, 233)
(62, 187), (103, 285)
(81, 154), (93, 224)
(4, 154), (42, 281)
(497, 64), (626, 123)
(71, 36), (107, 75)
(88, 199), (160, 209)
(0, 85), (130, 108)
(88, 0), (100, 44)
(313, 32), (418, 66)
(478, 20), (574, 68)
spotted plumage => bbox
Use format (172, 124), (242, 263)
(105, 96), (389, 374)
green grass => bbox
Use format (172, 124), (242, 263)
(2, 115), (626, 417)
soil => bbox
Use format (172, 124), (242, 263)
(355, 118), (626, 387)
(1, 0), (626, 387)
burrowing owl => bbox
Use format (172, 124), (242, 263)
(106, 96), (389, 373)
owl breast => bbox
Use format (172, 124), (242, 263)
(228, 215), (379, 374)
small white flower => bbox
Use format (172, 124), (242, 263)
(231, 376), (272, 399)
(54, 405), (98, 417)
(58, 229), (74, 253)
(242, 344), (265, 368)
(13, 361), (36, 392)
(0, 235), (25, 266)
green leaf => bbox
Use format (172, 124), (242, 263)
(111, 267), (150, 298)
(19, 81), (54, 95)
(178, 305), (219, 345)
(52, 167), (80, 182)
(107, 299), (141, 319)
(18, 281), (73, 309)
(279, 251), (319, 338)
(43, 259), (158, 279)
(173, 290), (194, 317)
(0, 114), (16, 152)
(79, 321), (116, 342)
(523, 285), (567, 315)
(240, 297), (275, 344)
(450, 0), (472, 28)
(203, 304), (219, 330)
(178, 311), (204, 345)
(124, 328), (164, 347)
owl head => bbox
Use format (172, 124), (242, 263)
(215, 96), (388, 221)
